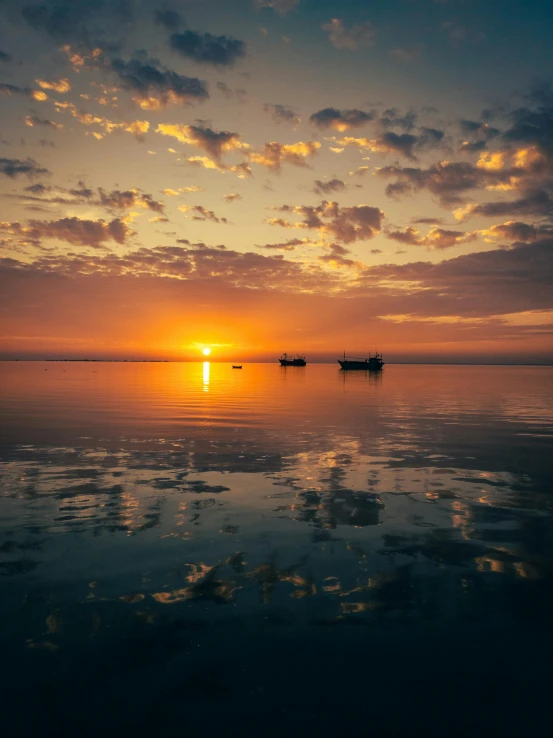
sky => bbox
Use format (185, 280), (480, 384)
(0, 0), (552, 363)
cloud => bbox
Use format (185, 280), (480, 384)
(454, 190), (553, 221)
(0, 157), (49, 179)
(185, 156), (252, 179)
(0, 49), (13, 63)
(0, 82), (39, 99)
(309, 107), (374, 131)
(1, 216), (132, 247)
(110, 55), (208, 108)
(179, 186), (205, 193)
(412, 217), (446, 225)
(223, 193), (242, 202)
(264, 103), (300, 126)
(459, 140), (488, 153)
(337, 129), (444, 160)
(156, 123), (246, 161)
(54, 101), (149, 139)
(321, 18), (376, 51)
(387, 226), (477, 249)
(460, 119), (500, 140)
(481, 220), (553, 243)
(376, 160), (521, 204)
(313, 178), (346, 195)
(2, 242), (347, 294)
(379, 109), (417, 132)
(153, 8), (183, 30)
(269, 200), (384, 242)
(35, 77), (71, 93)
(170, 30), (246, 66)
(259, 237), (311, 251)
(249, 141), (320, 171)
(21, 0), (134, 47)
(318, 242), (355, 267)
(253, 0), (300, 15)
(98, 188), (164, 212)
(350, 166), (370, 177)
(216, 82), (248, 102)
(24, 115), (63, 130)
(178, 205), (228, 223)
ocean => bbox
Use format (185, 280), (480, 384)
(1, 361), (552, 737)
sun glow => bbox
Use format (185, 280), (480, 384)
(202, 347), (211, 356)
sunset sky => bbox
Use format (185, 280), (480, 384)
(1, 0), (552, 362)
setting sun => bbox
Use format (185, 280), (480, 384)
(202, 347), (211, 356)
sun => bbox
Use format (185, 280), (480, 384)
(202, 347), (211, 356)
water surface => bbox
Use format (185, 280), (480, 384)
(1, 362), (552, 737)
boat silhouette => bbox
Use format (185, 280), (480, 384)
(232, 365), (242, 369)
(338, 351), (384, 371)
(279, 353), (306, 367)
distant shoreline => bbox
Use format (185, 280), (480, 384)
(0, 359), (552, 367)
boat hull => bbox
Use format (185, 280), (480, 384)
(279, 359), (306, 367)
(338, 360), (383, 371)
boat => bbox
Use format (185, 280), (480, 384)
(232, 365), (242, 369)
(338, 351), (384, 371)
(279, 353), (306, 367)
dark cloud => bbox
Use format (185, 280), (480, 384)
(313, 178), (346, 195)
(483, 221), (553, 243)
(98, 188), (164, 212)
(264, 103), (300, 126)
(0, 82), (31, 96)
(459, 140), (488, 153)
(0, 49), (13, 62)
(377, 132), (418, 159)
(376, 161), (520, 205)
(337, 128), (445, 160)
(24, 115), (62, 129)
(319, 242), (354, 266)
(153, 8), (183, 31)
(387, 226), (477, 249)
(0, 216), (132, 247)
(380, 109), (417, 132)
(170, 30), (246, 66)
(503, 105), (553, 157)
(412, 217), (446, 225)
(216, 82), (248, 102)
(460, 119), (500, 140)
(309, 107), (374, 131)
(0, 157), (49, 179)
(250, 141), (320, 171)
(270, 201), (384, 243)
(260, 238), (308, 251)
(2, 243), (341, 293)
(110, 55), (208, 108)
(458, 190), (553, 221)
(179, 205), (228, 223)
(21, 0), (133, 47)
(156, 123), (245, 162)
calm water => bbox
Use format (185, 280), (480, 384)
(1, 362), (553, 737)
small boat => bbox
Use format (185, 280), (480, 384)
(279, 352), (306, 367)
(232, 365), (242, 369)
(338, 351), (384, 371)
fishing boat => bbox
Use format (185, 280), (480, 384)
(279, 353), (306, 367)
(232, 365), (242, 369)
(338, 351), (384, 371)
